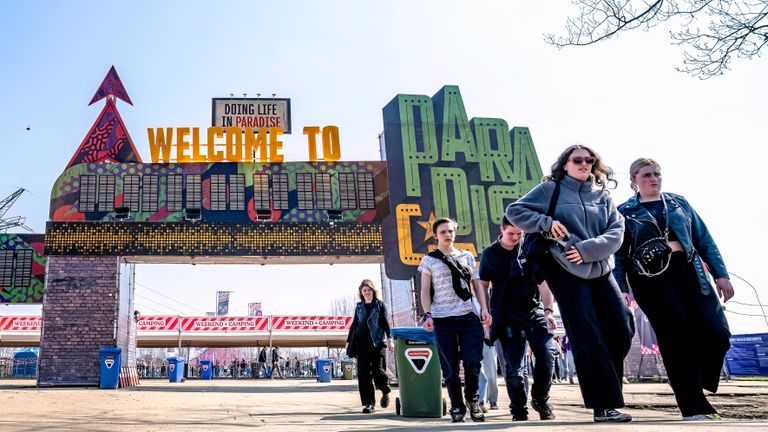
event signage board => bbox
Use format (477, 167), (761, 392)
(381, 85), (544, 279)
(726, 333), (768, 377)
(180, 316), (270, 332)
(271, 316), (352, 331)
(212, 98), (292, 133)
(0, 316), (42, 331)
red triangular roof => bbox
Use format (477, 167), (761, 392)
(89, 65), (133, 106)
(66, 98), (143, 169)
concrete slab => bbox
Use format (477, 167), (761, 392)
(1, 378), (766, 431)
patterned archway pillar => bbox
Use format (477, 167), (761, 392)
(38, 255), (137, 386)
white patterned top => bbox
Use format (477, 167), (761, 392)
(418, 249), (480, 318)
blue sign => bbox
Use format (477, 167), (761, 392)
(725, 333), (768, 377)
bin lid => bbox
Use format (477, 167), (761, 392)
(391, 327), (436, 344)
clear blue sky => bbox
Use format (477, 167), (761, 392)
(1, 1), (766, 334)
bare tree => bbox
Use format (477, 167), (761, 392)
(329, 294), (358, 316)
(546, 1), (768, 78)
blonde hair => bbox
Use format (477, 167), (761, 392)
(628, 158), (661, 191)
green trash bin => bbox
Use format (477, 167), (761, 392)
(342, 360), (355, 380)
(392, 327), (446, 418)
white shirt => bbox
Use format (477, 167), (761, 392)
(418, 249), (479, 318)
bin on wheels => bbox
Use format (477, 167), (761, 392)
(342, 360), (355, 380)
(391, 327), (446, 417)
(199, 360), (213, 380)
(316, 359), (333, 383)
(99, 347), (122, 389)
(167, 357), (185, 383)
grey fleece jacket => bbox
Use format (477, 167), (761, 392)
(506, 175), (624, 264)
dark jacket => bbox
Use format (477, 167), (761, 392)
(613, 192), (728, 295)
(346, 300), (391, 350)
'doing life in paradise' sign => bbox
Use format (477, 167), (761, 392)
(212, 98), (292, 133)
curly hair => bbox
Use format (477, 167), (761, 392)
(543, 144), (617, 190)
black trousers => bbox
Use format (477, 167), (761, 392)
(433, 313), (484, 409)
(540, 255), (634, 409)
(629, 252), (731, 417)
(497, 315), (556, 414)
(356, 345), (390, 406)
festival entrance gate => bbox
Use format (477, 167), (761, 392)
(1, 68), (544, 386)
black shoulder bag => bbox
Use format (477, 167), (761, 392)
(520, 180), (561, 259)
(632, 197), (672, 277)
(427, 249), (473, 301)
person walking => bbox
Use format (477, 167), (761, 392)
(419, 217), (492, 423)
(479, 218), (558, 421)
(613, 158), (734, 421)
(561, 334), (576, 384)
(271, 347), (284, 379)
(257, 347), (267, 378)
(506, 144), (635, 423)
(345, 279), (394, 414)
(477, 326), (499, 413)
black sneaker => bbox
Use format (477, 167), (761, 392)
(489, 402), (498, 410)
(468, 402), (485, 422)
(594, 408), (632, 423)
(362, 405), (375, 414)
(380, 392), (390, 408)
(531, 399), (555, 420)
(512, 410), (529, 421)
(450, 407), (466, 423)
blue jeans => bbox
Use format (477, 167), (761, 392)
(433, 313), (484, 409)
(478, 342), (498, 405)
(497, 315), (556, 414)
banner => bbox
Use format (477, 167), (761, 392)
(216, 291), (230, 316)
(136, 315), (179, 332)
(726, 333), (768, 377)
(271, 316), (353, 331)
(0, 316), (42, 331)
(180, 316), (269, 332)
(248, 302), (262, 317)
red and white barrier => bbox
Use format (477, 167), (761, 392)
(2, 315), (352, 335)
(136, 315), (180, 331)
(0, 316), (42, 331)
(271, 316), (352, 331)
(119, 366), (140, 388)
(180, 316), (269, 332)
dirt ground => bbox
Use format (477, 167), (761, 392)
(1, 378), (767, 431)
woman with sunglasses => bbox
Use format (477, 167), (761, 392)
(506, 144), (634, 423)
(613, 158), (733, 421)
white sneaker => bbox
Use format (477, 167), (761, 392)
(683, 413), (721, 421)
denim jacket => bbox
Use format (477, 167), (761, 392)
(346, 300), (391, 349)
(613, 192), (728, 295)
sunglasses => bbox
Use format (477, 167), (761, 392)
(569, 156), (596, 165)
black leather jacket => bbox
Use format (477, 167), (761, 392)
(613, 192), (728, 295)
(346, 300), (391, 349)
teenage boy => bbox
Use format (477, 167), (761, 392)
(479, 217), (558, 421)
(419, 217), (492, 423)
